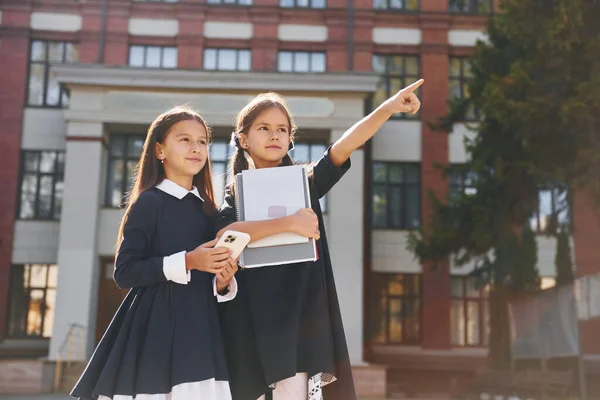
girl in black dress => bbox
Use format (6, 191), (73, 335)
(216, 80), (423, 400)
(71, 106), (239, 400)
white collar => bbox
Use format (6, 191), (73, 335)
(156, 179), (203, 201)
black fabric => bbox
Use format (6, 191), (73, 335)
(216, 148), (357, 400)
(71, 189), (229, 400)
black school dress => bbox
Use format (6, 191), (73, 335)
(71, 180), (234, 400)
(216, 148), (358, 400)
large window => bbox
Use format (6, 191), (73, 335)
(129, 45), (177, 69)
(448, 165), (477, 199)
(372, 162), (420, 229)
(369, 273), (421, 345)
(27, 41), (78, 107)
(450, 276), (489, 347)
(278, 51), (326, 73)
(449, 57), (478, 121)
(18, 151), (65, 220)
(372, 55), (421, 119)
(291, 142), (328, 212)
(207, 0), (253, 5)
(449, 0), (493, 14)
(530, 186), (570, 234)
(210, 140), (232, 207)
(204, 48), (251, 71)
(280, 0), (325, 8)
(373, 0), (418, 11)
(7, 264), (58, 338)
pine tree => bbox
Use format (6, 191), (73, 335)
(555, 229), (575, 286)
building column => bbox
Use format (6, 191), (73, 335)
(49, 122), (106, 361)
(328, 129), (364, 364)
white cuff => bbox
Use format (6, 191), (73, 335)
(212, 276), (238, 303)
(163, 251), (191, 285)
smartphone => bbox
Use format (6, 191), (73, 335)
(215, 230), (251, 259)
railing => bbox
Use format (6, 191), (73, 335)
(53, 322), (86, 392)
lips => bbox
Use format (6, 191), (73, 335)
(186, 158), (203, 162)
(266, 145), (282, 150)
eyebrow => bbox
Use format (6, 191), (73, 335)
(255, 121), (289, 128)
(175, 132), (207, 139)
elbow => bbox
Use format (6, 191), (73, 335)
(113, 266), (132, 289)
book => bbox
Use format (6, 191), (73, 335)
(235, 165), (318, 268)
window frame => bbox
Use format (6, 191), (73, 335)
(206, 0), (253, 6)
(17, 150), (65, 221)
(372, 0), (420, 11)
(280, 0), (326, 9)
(277, 51), (327, 73)
(27, 40), (78, 108)
(448, 0), (494, 15)
(203, 48), (252, 72)
(289, 141), (329, 212)
(372, 162), (421, 230)
(105, 135), (146, 208)
(449, 57), (479, 121)
(450, 275), (489, 347)
(128, 45), (178, 69)
(372, 54), (421, 120)
(7, 264), (58, 339)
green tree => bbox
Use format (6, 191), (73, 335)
(408, 0), (600, 368)
(555, 229), (575, 286)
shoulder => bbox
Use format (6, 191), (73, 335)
(131, 189), (161, 215)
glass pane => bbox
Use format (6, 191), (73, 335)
(27, 289), (44, 336)
(463, 60), (472, 77)
(126, 161), (137, 195)
(280, 0), (294, 7)
(449, 58), (462, 77)
(372, 82), (388, 110)
(372, 55), (386, 74)
(162, 47), (177, 69)
(312, 0), (326, 8)
(238, 50), (252, 71)
(30, 41), (46, 62)
(46, 69), (60, 106)
(293, 144), (310, 162)
(145, 46), (161, 68)
(218, 49), (237, 71)
(54, 180), (64, 219)
(311, 144), (326, 159)
(212, 162), (226, 207)
(43, 289), (56, 337)
(204, 49), (217, 70)
(389, 164), (403, 183)
(107, 160), (125, 207)
(61, 89), (70, 107)
(38, 176), (53, 219)
(466, 301), (480, 345)
(48, 42), (65, 62)
(373, 162), (387, 183)
(405, 164), (420, 182)
(404, 299), (420, 341)
(448, 0), (463, 11)
(390, 186), (402, 228)
(47, 265), (58, 288)
(477, 0), (492, 13)
(482, 300), (490, 345)
(406, 185), (420, 228)
(406, 0), (418, 10)
(278, 52), (293, 72)
(295, 52), (310, 72)
(373, 0), (387, 9)
(24, 152), (40, 172)
(390, 0), (403, 9)
(465, 276), (480, 297)
(310, 53), (326, 73)
(28, 64), (46, 106)
(65, 43), (79, 63)
(389, 299), (403, 342)
(411, 274), (420, 295)
(29, 265), (48, 288)
(297, 0), (309, 6)
(39, 152), (56, 173)
(20, 175), (38, 219)
(110, 136), (126, 156)
(210, 141), (229, 161)
(405, 56), (420, 76)
(388, 276), (405, 296)
(7, 266), (28, 337)
(390, 56), (405, 73)
(56, 152), (65, 175)
(450, 300), (465, 345)
(369, 294), (387, 344)
(129, 46), (145, 67)
(372, 185), (387, 228)
(127, 137), (144, 158)
(451, 277), (464, 297)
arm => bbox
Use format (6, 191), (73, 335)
(329, 79), (423, 167)
(217, 216), (296, 244)
(114, 191), (189, 289)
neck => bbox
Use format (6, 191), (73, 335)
(164, 172), (194, 190)
(251, 157), (283, 169)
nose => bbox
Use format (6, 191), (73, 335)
(269, 130), (279, 140)
(191, 141), (201, 153)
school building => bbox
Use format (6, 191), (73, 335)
(2, 0), (600, 396)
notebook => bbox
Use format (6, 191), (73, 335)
(235, 165), (318, 268)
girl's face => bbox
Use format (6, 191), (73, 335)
(239, 107), (291, 169)
(156, 119), (208, 186)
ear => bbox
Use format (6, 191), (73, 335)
(155, 142), (165, 161)
(238, 133), (249, 150)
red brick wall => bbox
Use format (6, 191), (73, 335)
(0, 6), (31, 339)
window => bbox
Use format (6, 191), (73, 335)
(210, 139), (232, 207)
(134, 0), (178, 2)
(373, 0), (418, 10)
(7, 264), (58, 338)
(204, 48), (252, 71)
(451, 276), (489, 346)
(448, 165), (477, 199)
(280, 0), (325, 8)
(449, 0), (493, 14)
(372, 162), (420, 229)
(27, 41), (78, 107)
(207, 0), (253, 5)
(290, 142), (328, 211)
(106, 135), (145, 207)
(18, 151), (65, 220)
(369, 273), (421, 345)
(278, 51), (326, 73)
(372, 55), (421, 119)
(449, 57), (478, 121)
(530, 185), (570, 233)
(129, 45), (177, 69)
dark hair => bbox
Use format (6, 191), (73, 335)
(116, 105), (217, 254)
(228, 92), (297, 186)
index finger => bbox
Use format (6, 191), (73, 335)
(402, 79), (424, 93)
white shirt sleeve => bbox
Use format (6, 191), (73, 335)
(162, 251), (191, 285)
(212, 276), (238, 302)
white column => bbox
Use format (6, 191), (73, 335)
(326, 128), (364, 364)
(49, 122), (105, 361)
